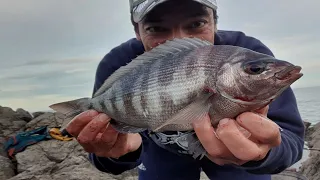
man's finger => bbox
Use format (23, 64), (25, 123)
(236, 112), (281, 146)
(209, 157), (247, 166)
(107, 134), (129, 158)
(216, 119), (267, 161)
(208, 157), (233, 166)
(82, 144), (96, 153)
(192, 115), (233, 159)
(96, 124), (119, 150)
(254, 105), (269, 116)
(77, 113), (111, 145)
(66, 110), (99, 137)
(126, 133), (143, 153)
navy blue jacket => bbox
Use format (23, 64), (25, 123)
(88, 30), (305, 180)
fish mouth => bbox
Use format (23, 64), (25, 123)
(275, 66), (303, 80)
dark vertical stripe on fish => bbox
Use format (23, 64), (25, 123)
(140, 65), (150, 111)
(111, 90), (118, 115)
(100, 99), (107, 111)
(123, 94), (135, 117)
(157, 55), (174, 87)
(184, 51), (199, 79)
(87, 102), (94, 110)
(159, 91), (174, 114)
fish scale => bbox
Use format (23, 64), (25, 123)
(49, 37), (303, 160)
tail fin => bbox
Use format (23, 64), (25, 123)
(49, 98), (91, 118)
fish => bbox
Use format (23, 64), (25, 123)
(49, 37), (303, 159)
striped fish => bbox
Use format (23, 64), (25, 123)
(49, 37), (303, 158)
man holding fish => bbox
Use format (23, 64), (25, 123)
(53, 0), (305, 179)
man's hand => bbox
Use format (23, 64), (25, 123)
(65, 110), (142, 159)
(192, 106), (282, 166)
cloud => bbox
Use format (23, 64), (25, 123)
(12, 57), (99, 68)
(0, 0), (135, 69)
(0, 70), (62, 81)
(65, 68), (91, 74)
(0, 66), (93, 81)
(0, 84), (45, 93)
(0, 61), (95, 101)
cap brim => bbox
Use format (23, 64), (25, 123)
(132, 0), (217, 23)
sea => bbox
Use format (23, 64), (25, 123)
(289, 86), (320, 169)
(293, 86), (320, 125)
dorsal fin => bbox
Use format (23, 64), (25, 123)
(93, 37), (213, 97)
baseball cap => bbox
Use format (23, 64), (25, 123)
(130, 0), (218, 23)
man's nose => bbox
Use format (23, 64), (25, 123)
(170, 28), (189, 39)
(156, 28), (190, 45)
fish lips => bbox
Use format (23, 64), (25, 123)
(275, 66), (303, 81)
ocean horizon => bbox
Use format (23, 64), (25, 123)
(293, 86), (320, 125)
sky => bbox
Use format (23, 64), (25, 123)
(0, 0), (319, 112)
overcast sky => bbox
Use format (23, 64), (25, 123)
(0, 0), (319, 112)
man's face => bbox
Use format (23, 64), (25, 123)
(135, 0), (216, 51)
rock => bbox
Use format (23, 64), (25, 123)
(0, 155), (15, 180)
(7, 138), (139, 180)
(24, 112), (67, 131)
(0, 105), (29, 180)
(299, 122), (320, 180)
(271, 170), (308, 180)
(0, 137), (7, 157)
(0, 106), (27, 137)
(303, 121), (312, 130)
(1, 108), (140, 180)
(32, 112), (45, 119)
(0, 106), (27, 180)
(304, 122), (316, 142)
(0, 107), (28, 148)
(308, 122), (320, 147)
(15, 108), (33, 122)
(0, 106), (16, 115)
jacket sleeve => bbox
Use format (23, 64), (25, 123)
(220, 31), (305, 174)
(88, 145), (143, 175)
(88, 38), (146, 175)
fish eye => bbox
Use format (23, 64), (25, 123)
(243, 61), (266, 75)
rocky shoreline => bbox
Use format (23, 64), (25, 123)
(0, 105), (319, 180)
(299, 122), (320, 180)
